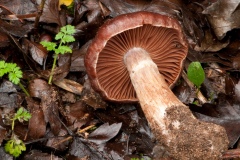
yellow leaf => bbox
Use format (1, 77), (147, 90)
(59, 0), (73, 9)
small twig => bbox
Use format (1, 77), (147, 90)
(208, 62), (224, 74)
(182, 71), (208, 104)
(34, 0), (46, 29)
(78, 125), (95, 134)
(52, 136), (73, 147)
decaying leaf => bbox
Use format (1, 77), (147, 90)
(22, 38), (48, 65)
(28, 79), (61, 135)
(24, 150), (60, 160)
(40, 0), (62, 25)
(0, 31), (10, 47)
(54, 79), (83, 95)
(194, 30), (229, 52)
(26, 97), (46, 139)
(69, 137), (103, 159)
(203, 0), (240, 39)
(0, 19), (31, 38)
(81, 79), (107, 109)
(70, 40), (92, 72)
(88, 122), (122, 145)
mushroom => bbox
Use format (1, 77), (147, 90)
(85, 11), (229, 159)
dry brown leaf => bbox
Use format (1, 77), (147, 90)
(54, 79), (83, 95)
(203, 0), (240, 39)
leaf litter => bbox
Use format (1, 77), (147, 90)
(1, 0), (240, 159)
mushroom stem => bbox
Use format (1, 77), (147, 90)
(124, 47), (229, 159)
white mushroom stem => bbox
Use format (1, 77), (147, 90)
(124, 47), (229, 159)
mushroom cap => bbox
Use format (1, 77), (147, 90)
(85, 11), (188, 102)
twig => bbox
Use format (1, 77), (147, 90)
(34, 0), (46, 29)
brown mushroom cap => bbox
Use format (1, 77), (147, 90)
(85, 11), (188, 102)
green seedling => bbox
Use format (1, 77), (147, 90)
(40, 25), (76, 84)
(4, 107), (31, 157)
(0, 61), (30, 97)
(187, 61), (205, 91)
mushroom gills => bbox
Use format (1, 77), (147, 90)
(96, 24), (186, 101)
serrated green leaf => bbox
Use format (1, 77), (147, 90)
(40, 41), (56, 51)
(0, 61), (6, 68)
(187, 62), (205, 88)
(8, 72), (20, 85)
(55, 46), (72, 54)
(4, 138), (26, 157)
(55, 32), (64, 40)
(0, 61), (8, 77)
(61, 25), (75, 35)
(62, 35), (75, 43)
(0, 69), (6, 77)
(14, 107), (31, 122)
(16, 107), (24, 116)
(23, 112), (31, 121)
(6, 63), (17, 72)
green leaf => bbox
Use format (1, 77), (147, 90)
(61, 25), (75, 35)
(0, 61), (5, 68)
(4, 138), (26, 157)
(187, 62), (205, 88)
(62, 35), (75, 43)
(40, 41), (56, 51)
(55, 32), (64, 40)
(7, 65), (22, 85)
(55, 46), (72, 54)
(6, 63), (17, 72)
(8, 72), (20, 85)
(0, 61), (8, 77)
(14, 107), (31, 122)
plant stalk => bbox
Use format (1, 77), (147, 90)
(18, 82), (30, 97)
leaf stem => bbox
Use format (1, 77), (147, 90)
(18, 82), (30, 97)
(48, 34), (65, 85)
(48, 54), (58, 84)
(11, 118), (15, 131)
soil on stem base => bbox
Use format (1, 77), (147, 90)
(124, 47), (229, 159)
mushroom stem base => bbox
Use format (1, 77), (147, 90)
(124, 47), (229, 159)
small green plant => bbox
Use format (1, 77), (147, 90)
(0, 61), (30, 97)
(187, 61), (205, 90)
(40, 25), (76, 84)
(4, 107), (31, 157)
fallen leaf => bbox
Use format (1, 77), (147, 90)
(23, 150), (60, 160)
(28, 79), (61, 135)
(88, 122), (122, 145)
(54, 79), (83, 95)
(40, 0), (62, 25)
(0, 19), (31, 38)
(0, 147), (13, 160)
(69, 137), (103, 159)
(194, 29), (229, 52)
(203, 0), (240, 39)
(26, 97), (46, 139)
(81, 79), (107, 109)
(22, 38), (48, 65)
(70, 40), (92, 72)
